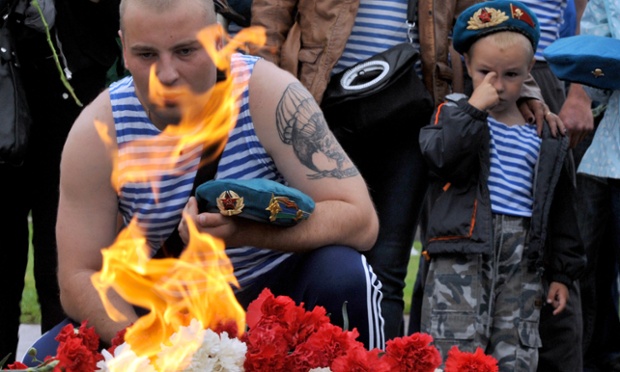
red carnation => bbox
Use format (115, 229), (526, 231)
(331, 347), (391, 372)
(245, 288), (273, 328)
(77, 321), (100, 352)
(243, 321), (290, 371)
(444, 346), (499, 372)
(213, 319), (239, 336)
(243, 340), (288, 371)
(7, 361), (29, 370)
(56, 337), (97, 372)
(106, 327), (128, 356)
(286, 323), (363, 370)
(55, 323), (77, 344)
(382, 332), (442, 372)
(53, 321), (103, 371)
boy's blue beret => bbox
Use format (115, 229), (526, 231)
(195, 179), (315, 227)
(544, 35), (620, 91)
(453, 0), (540, 54)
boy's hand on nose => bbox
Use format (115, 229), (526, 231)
(469, 72), (500, 112)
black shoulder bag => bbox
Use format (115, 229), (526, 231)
(0, 0), (31, 166)
(320, 0), (433, 139)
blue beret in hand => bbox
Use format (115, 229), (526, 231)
(195, 179), (315, 226)
(544, 35), (620, 91)
(453, 0), (540, 54)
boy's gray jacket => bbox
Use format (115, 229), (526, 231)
(418, 94), (586, 286)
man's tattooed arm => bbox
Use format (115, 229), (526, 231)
(275, 83), (359, 180)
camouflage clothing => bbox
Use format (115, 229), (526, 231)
(421, 215), (543, 371)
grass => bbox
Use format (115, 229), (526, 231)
(19, 227), (421, 325)
(20, 226), (41, 324)
(404, 241), (422, 315)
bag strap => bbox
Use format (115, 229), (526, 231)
(155, 143), (223, 259)
(405, 0), (419, 43)
(450, 43), (465, 94)
(155, 70), (228, 259)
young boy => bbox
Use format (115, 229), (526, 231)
(418, 1), (585, 370)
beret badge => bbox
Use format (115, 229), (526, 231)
(266, 195), (310, 223)
(467, 8), (509, 30)
(510, 4), (536, 28)
(216, 190), (244, 216)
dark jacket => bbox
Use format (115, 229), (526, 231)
(13, 0), (120, 75)
(53, 0), (120, 73)
(418, 93), (586, 286)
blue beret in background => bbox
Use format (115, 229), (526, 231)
(544, 35), (620, 91)
(453, 0), (540, 55)
(195, 179), (315, 227)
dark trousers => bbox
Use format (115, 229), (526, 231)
(338, 126), (429, 341)
(580, 175), (620, 372)
(576, 124), (620, 371)
(0, 36), (109, 364)
(236, 245), (385, 350)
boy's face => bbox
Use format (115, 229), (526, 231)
(465, 34), (534, 115)
(120, 0), (218, 128)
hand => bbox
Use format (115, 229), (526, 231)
(559, 84), (594, 148)
(468, 72), (500, 111)
(547, 281), (569, 315)
(518, 99), (566, 137)
(178, 197), (240, 245)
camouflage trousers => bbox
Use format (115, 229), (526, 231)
(421, 215), (543, 372)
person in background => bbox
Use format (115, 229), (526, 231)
(214, 0), (251, 34)
(575, 0), (620, 369)
(251, 0), (557, 342)
(515, 1), (599, 370)
(559, 0), (577, 38)
(418, 1), (585, 369)
(0, 0), (121, 365)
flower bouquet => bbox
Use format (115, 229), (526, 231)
(1, 288), (498, 372)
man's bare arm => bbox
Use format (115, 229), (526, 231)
(56, 91), (137, 343)
(185, 60), (379, 252)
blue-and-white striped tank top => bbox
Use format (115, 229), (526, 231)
(332, 0), (419, 75)
(487, 117), (541, 217)
(517, 0), (566, 61)
(109, 53), (293, 289)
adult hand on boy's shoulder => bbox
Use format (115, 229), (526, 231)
(547, 281), (569, 315)
(519, 99), (566, 137)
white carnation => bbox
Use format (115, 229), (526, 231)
(157, 319), (206, 370)
(98, 319), (247, 372)
(96, 342), (156, 372)
(184, 329), (247, 372)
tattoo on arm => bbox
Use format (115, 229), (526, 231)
(275, 83), (359, 179)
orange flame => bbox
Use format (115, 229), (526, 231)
(96, 24), (267, 196)
(91, 24), (266, 369)
(91, 215), (243, 363)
